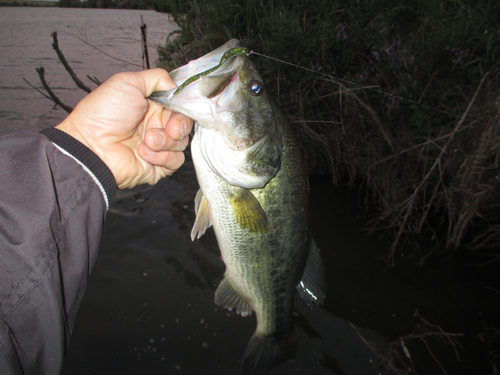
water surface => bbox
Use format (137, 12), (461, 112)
(0, 7), (176, 135)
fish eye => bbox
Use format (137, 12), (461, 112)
(248, 80), (264, 96)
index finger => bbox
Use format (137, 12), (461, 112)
(142, 68), (178, 96)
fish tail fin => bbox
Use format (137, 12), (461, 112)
(241, 331), (297, 375)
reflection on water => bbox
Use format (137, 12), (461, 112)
(0, 8), (176, 136)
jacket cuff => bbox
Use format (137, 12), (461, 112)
(40, 128), (117, 208)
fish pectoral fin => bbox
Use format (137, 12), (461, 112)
(229, 188), (268, 234)
(191, 189), (212, 241)
(296, 237), (327, 306)
(215, 276), (253, 317)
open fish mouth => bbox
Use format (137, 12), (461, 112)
(148, 54), (244, 109)
(168, 39), (245, 87)
(148, 39), (282, 187)
(148, 51), (248, 146)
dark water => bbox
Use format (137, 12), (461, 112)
(61, 157), (391, 375)
(61, 154), (499, 375)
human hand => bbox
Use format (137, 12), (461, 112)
(55, 68), (193, 189)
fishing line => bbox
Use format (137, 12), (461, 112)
(247, 50), (461, 118)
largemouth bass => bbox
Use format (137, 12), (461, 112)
(149, 39), (326, 375)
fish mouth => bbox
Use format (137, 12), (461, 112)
(169, 38), (242, 86)
(200, 56), (245, 108)
(147, 50), (245, 118)
(148, 39), (263, 151)
(149, 54), (253, 150)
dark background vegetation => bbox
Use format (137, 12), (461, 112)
(154, 0), (500, 265)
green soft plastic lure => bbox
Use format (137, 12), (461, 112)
(173, 47), (248, 95)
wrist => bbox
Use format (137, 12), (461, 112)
(55, 120), (117, 184)
(40, 127), (117, 207)
(55, 120), (96, 155)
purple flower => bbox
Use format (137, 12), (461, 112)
(335, 23), (347, 40)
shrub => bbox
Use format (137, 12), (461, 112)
(157, 0), (500, 262)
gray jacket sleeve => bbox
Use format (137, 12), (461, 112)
(0, 129), (116, 375)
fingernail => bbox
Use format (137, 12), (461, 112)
(153, 128), (166, 146)
(177, 120), (187, 140)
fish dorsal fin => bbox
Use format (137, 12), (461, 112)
(296, 238), (327, 306)
(229, 188), (268, 234)
(191, 189), (212, 241)
(215, 276), (253, 317)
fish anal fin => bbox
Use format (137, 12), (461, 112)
(229, 188), (268, 234)
(296, 237), (327, 306)
(191, 189), (212, 241)
(241, 331), (297, 375)
(215, 276), (253, 317)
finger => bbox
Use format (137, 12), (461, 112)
(165, 112), (193, 141)
(138, 144), (186, 171)
(141, 68), (178, 95)
(143, 128), (189, 152)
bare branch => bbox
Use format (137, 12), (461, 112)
(35, 67), (73, 113)
(351, 310), (463, 374)
(23, 77), (53, 101)
(87, 75), (102, 86)
(386, 70), (490, 261)
(51, 31), (92, 93)
(332, 81), (396, 150)
(369, 132), (454, 170)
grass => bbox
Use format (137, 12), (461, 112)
(155, 0), (500, 263)
(352, 310), (464, 374)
